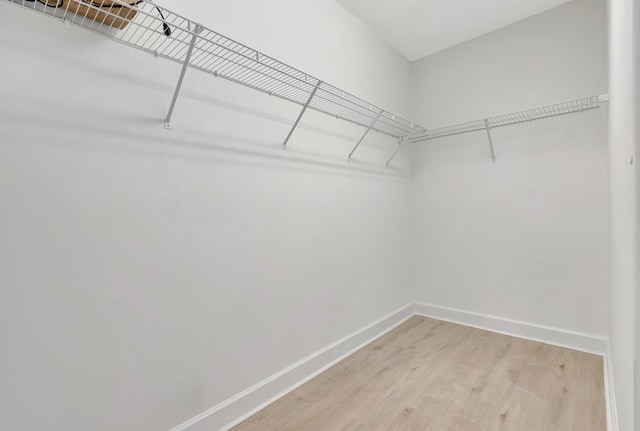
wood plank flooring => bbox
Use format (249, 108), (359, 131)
(232, 316), (606, 431)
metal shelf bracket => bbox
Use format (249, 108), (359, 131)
(164, 23), (203, 130)
(385, 130), (416, 168)
(282, 82), (321, 150)
(483, 119), (496, 163)
(348, 110), (383, 162)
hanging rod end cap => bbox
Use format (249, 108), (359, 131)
(164, 122), (172, 130)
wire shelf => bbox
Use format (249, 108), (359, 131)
(7, 0), (427, 140)
(409, 95), (605, 143)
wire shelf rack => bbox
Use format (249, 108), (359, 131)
(409, 94), (606, 143)
(7, 0), (427, 143)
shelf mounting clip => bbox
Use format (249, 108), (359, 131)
(484, 119), (496, 163)
(348, 110), (383, 162)
(282, 81), (321, 150)
(164, 23), (204, 130)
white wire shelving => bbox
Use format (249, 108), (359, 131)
(6, 0), (610, 167)
(402, 94), (609, 163)
(6, 0), (428, 163)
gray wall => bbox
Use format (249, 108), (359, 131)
(0, 1), (414, 430)
(410, 0), (609, 336)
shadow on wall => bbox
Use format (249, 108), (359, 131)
(1, 17), (402, 168)
(1, 107), (412, 183)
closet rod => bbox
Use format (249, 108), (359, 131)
(6, 0), (427, 144)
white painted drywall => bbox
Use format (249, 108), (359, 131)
(637, 0), (640, 423)
(608, 0), (637, 429)
(0, 1), (414, 431)
(410, 0), (609, 336)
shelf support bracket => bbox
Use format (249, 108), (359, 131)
(484, 119), (496, 163)
(348, 110), (383, 162)
(164, 23), (203, 130)
(282, 82), (321, 150)
(385, 131), (415, 168)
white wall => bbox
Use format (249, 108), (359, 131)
(637, 0), (640, 422)
(0, 1), (414, 431)
(608, 0), (637, 429)
(410, 0), (609, 336)
(410, 0), (607, 127)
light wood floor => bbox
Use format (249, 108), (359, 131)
(232, 316), (606, 431)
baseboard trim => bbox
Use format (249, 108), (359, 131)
(170, 301), (612, 431)
(168, 302), (416, 431)
(413, 302), (607, 355)
(604, 341), (619, 431)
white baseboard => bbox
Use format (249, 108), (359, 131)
(604, 341), (619, 431)
(414, 302), (607, 355)
(168, 303), (416, 431)
(170, 301), (614, 431)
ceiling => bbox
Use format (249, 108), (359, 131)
(334, 0), (572, 61)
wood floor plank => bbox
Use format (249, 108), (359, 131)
(232, 316), (606, 431)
